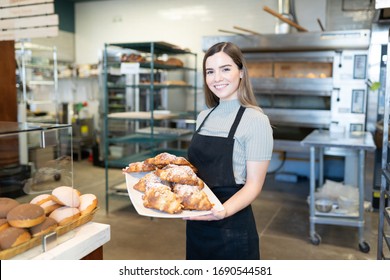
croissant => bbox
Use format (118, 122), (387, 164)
(122, 161), (156, 173)
(155, 164), (204, 188)
(173, 184), (213, 211)
(133, 172), (163, 192)
(143, 184), (183, 214)
(144, 152), (197, 172)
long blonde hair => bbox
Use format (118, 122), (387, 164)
(202, 42), (262, 112)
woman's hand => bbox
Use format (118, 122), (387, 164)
(183, 206), (226, 221)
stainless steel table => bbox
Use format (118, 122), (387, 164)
(301, 129), (376, 252)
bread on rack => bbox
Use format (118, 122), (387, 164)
(121, 53), (145, 63)
(165, 57), (184, 67)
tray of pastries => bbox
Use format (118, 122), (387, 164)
(123, 152), (223, 218)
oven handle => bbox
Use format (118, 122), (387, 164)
(333, 87), (341, 102)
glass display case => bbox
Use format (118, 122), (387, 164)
(0, 121), (72, 198)
(0, 121), (104, 260)
(0, 121), (81, 259)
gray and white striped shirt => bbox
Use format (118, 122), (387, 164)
(196, 99), (273, 184)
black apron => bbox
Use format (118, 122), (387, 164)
(186, 105), (260, 260)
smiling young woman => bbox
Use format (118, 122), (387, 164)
(185, 42), (274, 260)
(204, 51), (242, 101)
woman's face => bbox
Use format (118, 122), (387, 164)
(205, 51), (242, 101)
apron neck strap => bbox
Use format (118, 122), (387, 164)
(228, 106), (246, 139)
(196, 104), (246, 139)
(196, 104), (218, 132)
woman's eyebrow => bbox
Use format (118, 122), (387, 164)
(206, 64), (232, 71)
(219, 64), (232, 68)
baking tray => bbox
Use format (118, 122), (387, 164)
(125, 172), (224, 218)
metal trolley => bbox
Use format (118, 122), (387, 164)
(301, 129), (376, 252)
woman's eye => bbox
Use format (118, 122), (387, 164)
(222, 67), (231, 72)
(206, 70), (214, 75)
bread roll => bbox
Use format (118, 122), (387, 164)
(0, 197), (20, 218)
(30, 194), (61, 215)
(7, 204), (45, 228)
(30, 194), (52, 206)
(78, 194), (98, 216)
(49, 206), (80, 226)
(29, 217), (58, 237)
(0, 218), (9, 232)
(52, 186), (81, 208)
(0, 227), (31, 250)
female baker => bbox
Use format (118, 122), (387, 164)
(185, 42), (273, 260)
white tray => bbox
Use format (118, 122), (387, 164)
(125, 172), (224, 218)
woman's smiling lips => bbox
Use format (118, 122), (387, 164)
(214, 83), (228, 89)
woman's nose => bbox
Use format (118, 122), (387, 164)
(214, 71), (223, 81)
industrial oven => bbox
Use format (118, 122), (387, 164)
(202, 29), (373, 184)
(203, 29), (371, 151)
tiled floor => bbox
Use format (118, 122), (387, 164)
(70, 159), (380, 260)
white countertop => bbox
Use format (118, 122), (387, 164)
(10, 222), (110, 260)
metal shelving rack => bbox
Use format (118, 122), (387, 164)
(15, 42), (59, 124)
(377, 29), (390, 260)
(102, 41), (197, 213)
(15, 42), (60, 166)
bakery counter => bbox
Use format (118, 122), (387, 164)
(10, 222), (110, 260)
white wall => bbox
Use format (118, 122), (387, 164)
(74, 0), (327, 65)
(32, 30), (75, 62)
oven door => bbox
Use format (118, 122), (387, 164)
(245, 52), (335, 152)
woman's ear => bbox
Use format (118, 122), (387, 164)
(240, 70), (243, 79)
